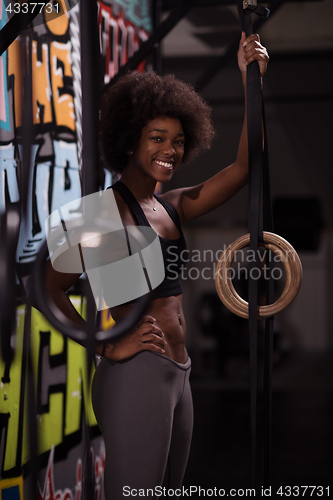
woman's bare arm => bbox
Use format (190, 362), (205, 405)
(44, 261), (85, 325)
(162, 33), (268, 224)
(43, 260), (166, 360)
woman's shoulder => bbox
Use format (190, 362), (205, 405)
(106, 185), (137, 226)
(158, 189), (184, 223)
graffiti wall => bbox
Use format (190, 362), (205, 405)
(0, 0), (152, 497)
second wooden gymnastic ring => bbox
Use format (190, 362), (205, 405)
(215, 231), (303, 319)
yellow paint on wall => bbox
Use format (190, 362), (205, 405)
(37, 393), (64, 456)
(1, 300), (98, 471)
(7, 38), (25, 128)
(65, 296), (97, 435)
(45, 0), (69, 36)
(0, 476), (23, 500)
(100, 308), (115, 331)
(31, 41), (53, 125)
(65, 337), (97, 435)
(22, 308), (65, 462)
(0, 306), (25, 472)
(50, 41), (75, 131)
(21, 305), (65, 460)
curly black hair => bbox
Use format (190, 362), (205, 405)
(99, 71), (215, 173)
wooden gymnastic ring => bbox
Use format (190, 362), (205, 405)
(215, 231), (303, 319)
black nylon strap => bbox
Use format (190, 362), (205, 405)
(261, 98), (274, 488)
(237, 1), (273, 490)
(244, 8), (263, 488)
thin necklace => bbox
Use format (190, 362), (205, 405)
(137, 196), (157, 211)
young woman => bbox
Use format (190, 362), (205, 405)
(45, 33), (269, 498)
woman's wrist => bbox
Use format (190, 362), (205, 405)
(96, 341), (112, 357)
(101, 343), (107, 357)
(98, 341), (117, 361)
(95, 342), (104, 357)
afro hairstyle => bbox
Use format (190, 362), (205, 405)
(99, 71), (215, 173)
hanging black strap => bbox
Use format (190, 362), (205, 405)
(244, 7), (263, 489)
(261, 98), (275, 488)
(236, 0), (272, 490)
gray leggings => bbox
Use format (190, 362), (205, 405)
(92, 351), (193, 499)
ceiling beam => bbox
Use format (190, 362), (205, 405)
(194, 0), (284, 90)
(103, 0), (194, 90)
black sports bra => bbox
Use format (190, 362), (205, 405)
(109, 181), (187, 300)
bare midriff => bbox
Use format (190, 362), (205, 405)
(110, 294), (187, 364)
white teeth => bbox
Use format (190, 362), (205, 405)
(155, 160), (173, 168)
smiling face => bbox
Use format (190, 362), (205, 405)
(129, 116), (185, 182)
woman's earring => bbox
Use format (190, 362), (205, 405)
(127, 151), (133, 155)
